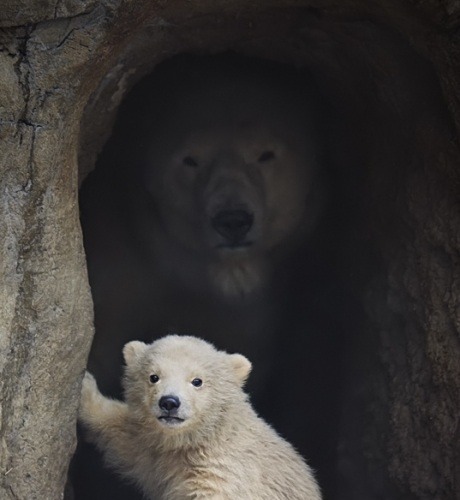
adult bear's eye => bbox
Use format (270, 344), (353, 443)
(191, 378), (203, 387)
(257, 151), (275, 163)
(183, 156), (199, 167)
(149, 374), (160, 384)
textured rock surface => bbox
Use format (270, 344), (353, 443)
(0, 0), (459, 498)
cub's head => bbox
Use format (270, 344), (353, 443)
(133, 55), (323, 297)
(122, 335), (251, 444)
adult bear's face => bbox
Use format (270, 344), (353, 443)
(143, 84), (319, 263)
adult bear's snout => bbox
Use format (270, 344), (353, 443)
(212, 209), (254, 244)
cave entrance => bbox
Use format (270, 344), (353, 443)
(76, 6), (458, 500)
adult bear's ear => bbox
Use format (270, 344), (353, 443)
(228, 354), (252, 386)
(123, 341), (147, 365)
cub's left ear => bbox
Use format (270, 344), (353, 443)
(123, 341), (147, 366)
(228, 354), (252, 386)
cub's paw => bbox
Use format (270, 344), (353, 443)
(79, 371), (100, 420)
(81, 371), (98, 395)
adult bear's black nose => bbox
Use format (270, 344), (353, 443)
(212, 209), (253, 243)
(159, 395), (181, 412)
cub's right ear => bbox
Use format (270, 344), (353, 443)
(123, 341), (147, 365)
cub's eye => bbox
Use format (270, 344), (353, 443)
(257, 151), (275, 163)
(149, 374), (159, 384)
(191, 378), (203, 387)
(182, 156), (199, 167)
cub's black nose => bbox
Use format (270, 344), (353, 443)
(212, 209), (253, 243)
(159, 395), (181, 412)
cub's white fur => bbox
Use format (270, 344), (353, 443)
(79, 335), (322, 499)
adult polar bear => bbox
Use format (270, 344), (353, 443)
(81, 54), (322, 396)
(77, 54), (327, 499)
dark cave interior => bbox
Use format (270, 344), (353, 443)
(74, 8), (455, 499)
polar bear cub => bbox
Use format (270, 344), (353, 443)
(79, 335), (322, 499)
